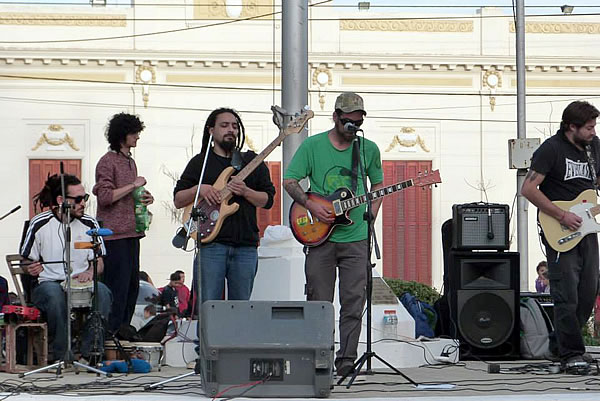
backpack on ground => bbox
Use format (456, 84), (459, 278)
(399, 292), (437, 338)
(520, 297), (553, 359)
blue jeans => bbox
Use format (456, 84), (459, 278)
(32, 281), (113, 361)
(196, 243), (258, 304)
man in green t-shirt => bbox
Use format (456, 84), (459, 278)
(283, 92), (384, 377)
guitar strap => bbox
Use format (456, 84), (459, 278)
(231, 150), (244, 171)
(584, 144), (599, 193)
(351, 139), (359, 193)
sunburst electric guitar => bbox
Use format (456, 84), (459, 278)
(289, 170), (442, 247)
(181, 107), (313, 244)
(539, 189), (600, 252)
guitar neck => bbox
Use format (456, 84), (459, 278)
(219, 130), (286, 196)
(341, 179), (415, 212)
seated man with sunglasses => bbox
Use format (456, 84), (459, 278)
(283, 92), (384, 378)
(21, 173), (113, 363)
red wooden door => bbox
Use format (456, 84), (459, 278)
(382, 160), (433, 284)
(29, 159), (81, 218)
(257, 161), (282, 237)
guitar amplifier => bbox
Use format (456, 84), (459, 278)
(452, 203), (510, 251)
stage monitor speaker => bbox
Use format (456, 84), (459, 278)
(452, 203), (509, 251)
(449, 251), (520, 359)
(200, 301), (334, 398)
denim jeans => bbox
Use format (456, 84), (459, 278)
(195, 242), (258, 304)
(32, 280), (113, 361)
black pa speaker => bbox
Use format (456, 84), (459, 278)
(452, 203), (509, 250)
(449, 251), (520, 359)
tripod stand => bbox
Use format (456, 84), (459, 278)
(337, 137), (417, 389)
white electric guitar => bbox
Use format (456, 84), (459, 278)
(539, 189), (600, 252)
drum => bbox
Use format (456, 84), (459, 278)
(104, 340), (133, 361)
(62, 280), (94, 309)
(130, 342), (163, 370)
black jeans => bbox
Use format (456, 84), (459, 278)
(544, 234), (599, 361)
(103, 238), (140, 332)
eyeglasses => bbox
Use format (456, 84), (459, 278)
(66, 194), (90, 204)
(340, 118), (364, 127)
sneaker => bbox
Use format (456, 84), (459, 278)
(582, 353), (595, 363)
(562, 355), (590, 373)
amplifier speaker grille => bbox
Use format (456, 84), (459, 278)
(452, 203), (509, 250)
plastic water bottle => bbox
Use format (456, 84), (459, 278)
(133, 186), (149, 233)
(382, 309), (398, 339)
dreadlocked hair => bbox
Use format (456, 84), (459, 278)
(197, 108), (245, 163)
(33, 173), (81, 212)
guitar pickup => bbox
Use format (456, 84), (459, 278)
(558, 231), (581, 244)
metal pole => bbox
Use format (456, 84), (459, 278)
(281, 0), (309, 226)
(515, 0), (529, 290)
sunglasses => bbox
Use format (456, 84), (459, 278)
(66, 194), (90, 204)
(340, 118), (364, 127)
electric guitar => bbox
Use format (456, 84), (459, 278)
(289, 170), (441, 247)
(181, 107), (313, 244)
(539, 189), (600, 252)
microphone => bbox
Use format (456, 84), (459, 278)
(0, 205), (21, 221)
(344, 122), (362, 133)
(86, 228), (114, 237)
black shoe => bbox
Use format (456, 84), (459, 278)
(336, 365), (355, 378)
(562, 355), (590, 375)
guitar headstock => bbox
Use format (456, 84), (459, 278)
(414, 169), (442, 187)
(271, 106), (314, 136)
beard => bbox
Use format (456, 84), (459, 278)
(220, 139), (236, 152)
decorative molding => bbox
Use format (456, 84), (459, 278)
(0, 12), (126, 27)
(312, 67), (333, 111)
(385, 128), (430, 153)
(193, 0), (273, 21)
(482, 69), (502, 112)
(509, 21), (600, 34)
(340, 19), (473, 33)
(32, 126), (80, 151)
(136, 66), (156, 108)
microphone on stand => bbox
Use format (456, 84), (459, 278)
(86, 228), (114, 237)
(344, 122), (362, 133)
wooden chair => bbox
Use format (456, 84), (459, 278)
(0, 254), (47, 373)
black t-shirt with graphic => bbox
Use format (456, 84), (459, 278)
(531, 130), (600, 202)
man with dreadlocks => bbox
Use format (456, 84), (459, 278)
(93, 113), (154, 333)
(174, 108), (275, 304)
(21, 173), (112, 363)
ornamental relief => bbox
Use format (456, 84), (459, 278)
(0, 12), (126, 27)
(340, 19), (473, 33)
(509, 21), (600, 34)
(31, 125), (80, 152)
(193, 0), (273, 20)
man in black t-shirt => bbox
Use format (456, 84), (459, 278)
(173, 108), (275, 304)
(522, 100), (600, 370)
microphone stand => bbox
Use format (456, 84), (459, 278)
(338, 134), (418, 389)
(146, 136), (213, 390)
(0, 205), (21, 221)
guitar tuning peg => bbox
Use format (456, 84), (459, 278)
(303, 105), (310, 111)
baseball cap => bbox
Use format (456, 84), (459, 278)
(335, 92), (367, 115)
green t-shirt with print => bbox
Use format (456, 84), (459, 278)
(284, 131), (383, 243)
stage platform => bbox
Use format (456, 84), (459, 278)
(2, 359), (600, 401)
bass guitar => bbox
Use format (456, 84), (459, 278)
(182, 107), (314, 243)
(289, 170), (441, 247)
(539, 189), (600, 252)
